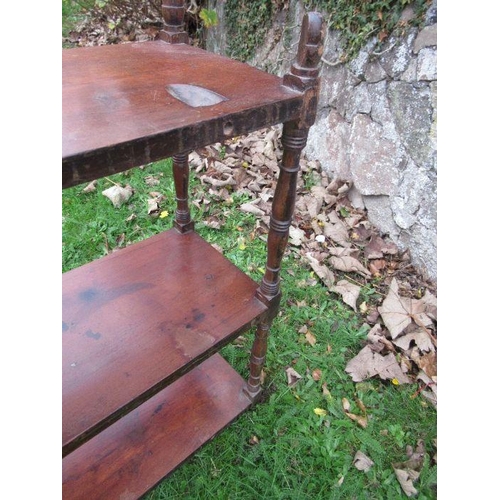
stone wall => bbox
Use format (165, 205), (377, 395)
(207, 1), (437, 282)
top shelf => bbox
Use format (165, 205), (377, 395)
(62, 40), (303, 188)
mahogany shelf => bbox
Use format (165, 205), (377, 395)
(62, 229), (267, 457)
(62, 354), (253, 500)
(62, 40), (303, 189)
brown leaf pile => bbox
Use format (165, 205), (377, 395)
(189, 126), (437, 406)
(63, 2), (204, 48)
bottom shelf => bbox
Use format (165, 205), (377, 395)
(62, 354), (253, 500)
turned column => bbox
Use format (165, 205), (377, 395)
(159, 0), (189, 44)
(246, 12), (324, 399)
(160, 2), (193, 233)
(172, 152), (194, 233)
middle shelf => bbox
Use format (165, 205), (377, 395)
(62, 228), (268, 456)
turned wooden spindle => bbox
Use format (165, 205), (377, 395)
(257, 11), (323, 306)
(247, 12), (324, 399)
(172, 152), (194, 233)
(162, 2), (192, 232)
(159, 0), (189, 44)
(246, 323), (270, 396)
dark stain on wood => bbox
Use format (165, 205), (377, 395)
(84, 329), (102, 340)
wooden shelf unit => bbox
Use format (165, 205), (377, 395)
(62, 2), (323, 498)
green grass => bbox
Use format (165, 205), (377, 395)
(62, 160), (437, 499)
(62, 0), (92, 45)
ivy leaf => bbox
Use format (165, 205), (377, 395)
(200, 8), (218, 28)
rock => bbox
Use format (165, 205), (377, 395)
(413, 24), (437, 53)
(349, 114), (400, 196)
(417, 47), (437, 81)
(388, 82), (433, 169)
(378, 32), (416, 78)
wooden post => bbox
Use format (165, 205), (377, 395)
(246, 323), (270, 396)
(246, 12), (324, 399)
(172, 152), (194, 233)
(159, 0), (189, 44)
(162, 2), (192, 232)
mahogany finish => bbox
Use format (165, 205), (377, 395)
(159, 0), (189, 44)
(172, 151), (194, 232)
(62, 41), (303, 188)
(247, 12), (324, 398)
(62, 229), (266, 456)
(62, 1), (323, 497)
(63, 354), (252, 500)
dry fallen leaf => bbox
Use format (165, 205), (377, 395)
(312, 368), (322, 381)
(322, 220), (350, 246)
(304, 194), (323, 218)
(393, 467), (419, 497)
(305, 253), (336, 291)
(102, 184), (133, 208)
(417, 370), (437, 407)
(379, 279), (436, 347)
(415, 351), (437, 378)
(345, 345), (411, 383)
(365, 235), (398, 259)
(322, 382), (332, 399)
(345, 412), (368, 428)
(144, 174), (161, 186)
(333, 279), (361, 311)
(289, 225), (306, 246)
(393, 328), (435, 353)
(418, 290), (437, 321)
(341, 397), (368, 428)
(249, 435), (260, 446)
(147, 198), (160, 215)
(355, 398), (367, 414)
(82, 179), (97, 193)
(204, 215), (223, 229)
(314, 408), (327, 416)
(305, 331), (317, 346)
(378, 278), (414, 339)
(329, 248), (371, 278)
(239, 202), (265, 216)
(393, 440), (426, 497)
(200, 174), (236, 187)
(329, 254), (371, 278)
(285, 366), (302, 387)
(353, 450), (374, 471)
